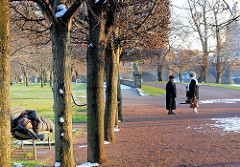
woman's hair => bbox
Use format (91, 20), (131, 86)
(17, 117), (32, 127)
(189, 71), (196, 77)
(169, 75), (174, 79)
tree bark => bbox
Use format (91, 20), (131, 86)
(87, 0), (117, 163)
(21, 65), (29, 87)
(178, 69), (182, 82)
(51, 20), (75, 167)
(216, 71), (222, 84)
(104, 42), (119, 142)
(0, 0), (11, 166)
(44, 69), (47, 86)
(157, 65), (163, 81)
(188, 0), (209, 83)
(214, 10), (222, 84)
(87, 7), (108, 164)
(50, 69), (53, 87)
(201, 0), (208, 83)
(117, 71), (123, 122)
(228, 66), (234, 84)
(26, 72), (29, 87)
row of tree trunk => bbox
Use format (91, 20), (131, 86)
(1, 0), (122, 166)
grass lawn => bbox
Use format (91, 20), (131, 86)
(150, 81), (240, 91)
(199, 83), (240, 90)
(11, 83), (87, 166)
(10, 83), (87, 123)
(141, 85), (166, 96)
(12, 160), (45, 167)
(141, 81), (240, 96)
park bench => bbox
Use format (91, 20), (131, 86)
(71, 93), (87, 107)
(11, 106), (53, 160)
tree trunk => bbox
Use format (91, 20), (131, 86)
(215, 16), (222, 85)
(40, 67), (44, 87)
(157, 65), (163, 81)
(117, 71), (123, 122)
(22, 66), (27, 86)
(75, 71), (79, 80)
(26, 72), (29, 87)
(51, 20), (75, 166)
(216, 54), (222, 84)
(87, 0), (117, 163)
(0, 1), (11, 166)
(216, 61), (222, 84)
(188, 0), (209, 83)
(216, 72), (222, 84)
(87, 32), (108, 162)
(178, 69), (182, 82)
(16, 74), (19, 84)
(104, 42), (119, 142)
(23, 72), (26, 86)
(44, 69), (47, 86)
(200, 59), (208, 83)
(87, 5), (109, 164)
(201, 0), (208, 83)
(228, 66), (234, 84)
(50, 70), (53, 87)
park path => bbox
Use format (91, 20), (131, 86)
(100, 83), (240, 166)
(13, 83), (240, 167)
(123, 82), (240, 107)
(74, 83), (240, 166)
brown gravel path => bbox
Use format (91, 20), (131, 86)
(12, 83), (240, 167)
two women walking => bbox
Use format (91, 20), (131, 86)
(166, 72), (199, 115)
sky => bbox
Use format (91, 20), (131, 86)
(170, 0), (240, 51)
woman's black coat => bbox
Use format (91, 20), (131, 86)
(187, 79), (199, 100)
(166, 81), (177, 110)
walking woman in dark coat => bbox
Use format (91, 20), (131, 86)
(166, 75), (177, 115)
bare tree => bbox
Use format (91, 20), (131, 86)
(0, 0), (11, 166)
(86, 0), (120, 163)
(172, 49), (201, 81)
(10, 0), (85, 166)
(104, 41), (120, 143)
(103, 0), (170, 145)
(209, 1), (240, 84)
(187, 0), (209, 83)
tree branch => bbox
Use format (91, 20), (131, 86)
(62, 0), (84, 22)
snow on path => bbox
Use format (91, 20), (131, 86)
(77, 162), (99, 167)
(79, 141), (110, 148)
(199, 99), (240, 104)
(210, 117), (240, 134)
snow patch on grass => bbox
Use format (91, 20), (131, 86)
(12, 162), (23, 167)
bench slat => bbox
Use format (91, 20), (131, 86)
(11, 106), (25, 121)
(11, 108), (26, 115)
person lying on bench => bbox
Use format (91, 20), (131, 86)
(12, 110), (54, 135)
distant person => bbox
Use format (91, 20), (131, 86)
(187, 72), (199, 114)
(166, 75), (177, 115)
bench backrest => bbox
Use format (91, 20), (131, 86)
(11, 106), (25, 121)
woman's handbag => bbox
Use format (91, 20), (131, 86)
(190, 97), (199, 108)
